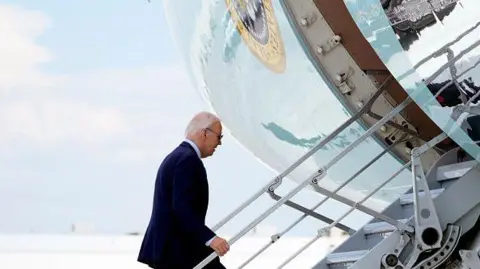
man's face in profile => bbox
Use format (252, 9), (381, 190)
(201, 122), (223, 157)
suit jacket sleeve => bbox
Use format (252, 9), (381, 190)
(172, 158), (216, 245)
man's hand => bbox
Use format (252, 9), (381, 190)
(209, 236), (230, 256)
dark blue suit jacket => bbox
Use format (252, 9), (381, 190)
(138, 142), (225, 269)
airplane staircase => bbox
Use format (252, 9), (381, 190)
(193, 69), (480, 269)
(313, 147), (480, 269)
(191, 2), (480, 269)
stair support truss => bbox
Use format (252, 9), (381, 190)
(410, 146), (443, 251)
(329, 84), (480, 269)
(347, 157), (480, 269)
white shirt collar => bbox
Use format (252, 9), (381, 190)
(184, 139), (201, 159)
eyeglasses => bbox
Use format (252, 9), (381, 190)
(205, 128), (223, 141)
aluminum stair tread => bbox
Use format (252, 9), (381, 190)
(400, 188), (445, 205)
(436, 160), (477, 182)
(326, 249), (369, 265)
(363, 219), (408, 235)
(326, 250), (369, 265)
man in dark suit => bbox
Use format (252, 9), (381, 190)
(138, 111), (230, 269)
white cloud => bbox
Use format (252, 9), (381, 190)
(0, 5), (131, 153)
(0, 4), (210, 164)
(0, 5), (63, 92)
(61, 65), (209, 164)
(0, 96), (126, 149)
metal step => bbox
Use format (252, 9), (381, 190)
(436, 160), (477, 182)
(316, 160), (462, 269)
(325, 250), (368, 267)
(400, 188), (445, 206)
(363, 219), (408, 236)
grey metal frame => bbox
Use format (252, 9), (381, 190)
(277, 161), (412, 269)
(348, 157), (480, 269)
(313, 89), (480, 268)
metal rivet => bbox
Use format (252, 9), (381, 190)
(300, 18), (308, 26)
(316, 45), (323, 54)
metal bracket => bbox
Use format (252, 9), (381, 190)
(267, 176), (283, 192)
(381, 208), (461, 269)
(299, 13), (317, 27)
(316, 34), (341, 55)
(411, 148), (443, 251)
(412, 224), (461, 269)
(381, 232), (412, 268)
(460, 249), (480, 269)
(334, 66), (355, 95)
(366, 111), (421, 141)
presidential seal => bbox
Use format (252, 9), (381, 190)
(226, 0), (286, 73)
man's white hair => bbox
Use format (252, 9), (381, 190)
(185, 112), (220, 137)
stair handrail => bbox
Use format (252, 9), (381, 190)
(394, 20), (480, 83)
(276, 83), (480, 268)
(210, 76), (392, 233)
(194, 84), (426, 268)
(237, 137), (409, 268)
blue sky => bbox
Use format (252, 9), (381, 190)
(12, 0), (178, 72)
(0, 1), (337, 237)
